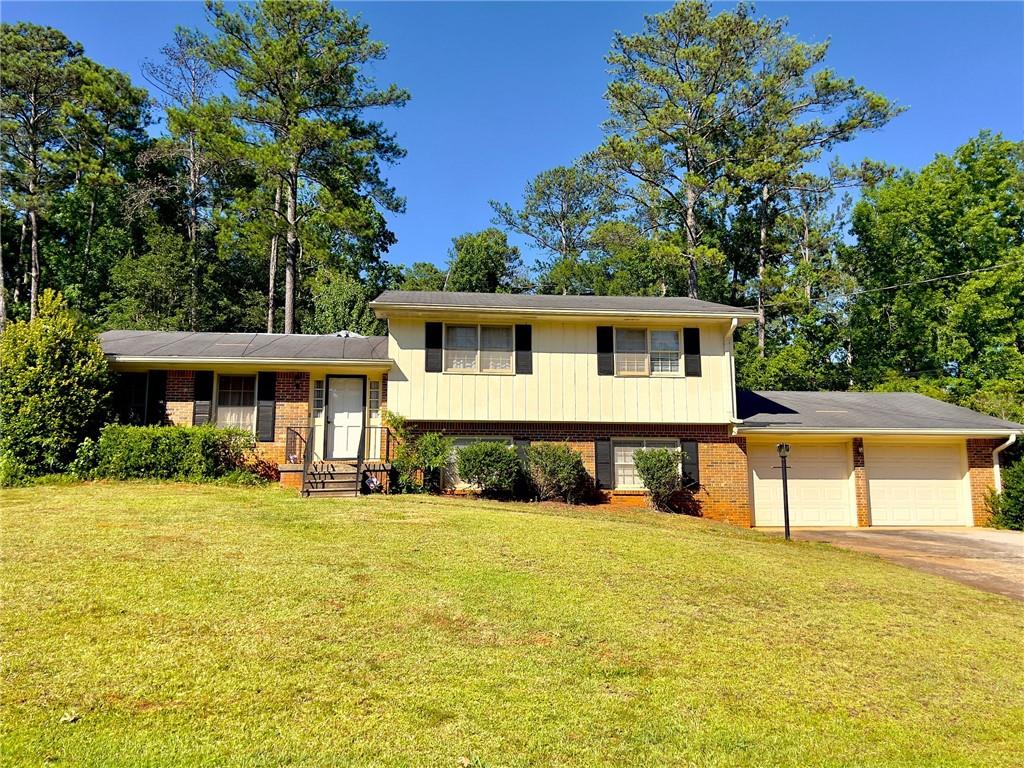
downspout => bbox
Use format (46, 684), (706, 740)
(724, 318), (740, 428)
(993, 433), (1018, 492)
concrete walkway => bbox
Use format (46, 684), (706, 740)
(786, 528), (1024, 601)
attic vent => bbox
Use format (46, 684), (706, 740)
(334, 330), (366, 338)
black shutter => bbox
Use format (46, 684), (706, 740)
(514, 324), (533, 374)
(596, 326), (614, 376)
(595, 438), (613, 489)
(193, 371), (214, 426)
(683, 328), (702, 376)
(256, 372), (276, 442)
(425, 322), (443, 372)
(681, 440), (700, 488)
(145, 370), (167, 425)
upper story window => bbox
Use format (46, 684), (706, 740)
(444, 324), (513, 373)
(615, 328), (681, 376)
(216, 375), (256, 430)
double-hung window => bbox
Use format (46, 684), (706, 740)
(614, 328), (681, 376)
(216, 375), (256, 430)
(444, 324), (513, 373)
(613, 439), (679, 488)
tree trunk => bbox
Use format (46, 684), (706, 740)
(0, 239), (7, 331)
(187, 133), (200, 331)
(283, 164), (299, 334)
(757, 184), (769, 356)
(685, 184), (699, 299)
(802, 208), (812, 303)
(28, 206), (40, 320)
(83, 194), (96, 264)
(267, 183), (282, 333)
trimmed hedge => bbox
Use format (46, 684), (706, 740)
(76, 425), (261, 482)
(525, 443), (591, 504)
(987, 457), (1024, 531)
(456, 441), (523, 498)
(633, 447), (682, 511)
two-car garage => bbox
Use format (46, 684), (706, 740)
(750, 439), (971, 528)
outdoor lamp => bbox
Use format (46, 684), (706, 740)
(776, 443), (792, 540)
(776, 442), (791, 458)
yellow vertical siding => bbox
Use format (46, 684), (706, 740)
(386, 316), (734, 424)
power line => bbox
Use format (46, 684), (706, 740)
(745, 259), (1021, 311)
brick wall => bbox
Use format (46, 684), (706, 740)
(257, 371), (310, 466)
(967, 438), (1000, 526)
(852, 437), (871, 527)
(405, 420), (752, 526)
(165, 370), (194, 426)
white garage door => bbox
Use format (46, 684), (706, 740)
(751, 442), (854, 527)
(865, 442), (967, 526)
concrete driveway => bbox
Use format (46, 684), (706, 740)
(791, 528), (1024, 601)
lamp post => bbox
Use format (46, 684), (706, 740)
(777, 442), (792, 541)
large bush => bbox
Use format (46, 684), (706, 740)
(456, 441), (522, 498)
(0, 291), (109, 475)
(526, 443), (591, 504)
(633, 447), (681, 511)
(78, 424), (259, 482)
(987, 457), (1024, 531)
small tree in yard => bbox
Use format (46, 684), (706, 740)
(633, 447), (682, 512)
(0, 290), (109, 477)
(416, 432), (455, 493)
(456, 442), (522, 498)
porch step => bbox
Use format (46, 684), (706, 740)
(302, 461), (361, 498)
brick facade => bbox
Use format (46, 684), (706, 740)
(966, 438), (1000, 526)
(165, 370), (195, 426)
(852, 437), (871, 527)
(404, 420), (753, 526)
(258, 372), (311, 466)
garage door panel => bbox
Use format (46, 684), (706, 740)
(865, 442), (966, 526)
(752, 443), (853, 527)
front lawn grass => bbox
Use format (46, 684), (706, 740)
(2, 483), (1022, 767)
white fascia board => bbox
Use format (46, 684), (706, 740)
(371, 303), (757, 323)
(736, 426), (1022, 437)
(106, 355), (393, 369)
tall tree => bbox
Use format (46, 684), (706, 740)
(1, 23), (84, 320)
(491, 163), (619, 294)
(399, 262), (446, 291)
(445, 228), (527, 293)
(844, 132), (1024, 421)
(597, 2), (780, 298)
(200, 0), (409, 333)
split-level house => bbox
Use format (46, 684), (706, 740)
(100, 290), (1023, 528)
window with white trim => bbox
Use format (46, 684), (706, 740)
(446, 436), (513, 486)
(444, 324), (513, 373)
(368, 380), (381, 418)
(313, 379), (325, 419)
(216, 375), (256, 431)
(614, 328), (681, 376)
(613, 439), (678, 488)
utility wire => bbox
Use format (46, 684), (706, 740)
(745, 258), (1021, 311)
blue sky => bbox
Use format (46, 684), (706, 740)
(3, 1), (1022, 268)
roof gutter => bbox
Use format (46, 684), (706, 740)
(993, 433), (1018, 492)
(737, 427), (1022, 437)
(105, 355), (393, 368)
(370, 302), (757, 322)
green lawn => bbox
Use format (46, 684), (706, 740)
(2, 484), (1022, 767)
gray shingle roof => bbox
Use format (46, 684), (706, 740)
(100, 330), (389, 362)
(371, 290), (757, 318)
(737, 390), (1024, 433)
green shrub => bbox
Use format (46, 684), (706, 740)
(526, 443), (591, 504)
(0, 291), (109, 475)
(0, 451), (29, 488)
(633, 447), (682, 511)
(92, 424), (257, 482)
(987, 457), (1024, 530)
(456, 441), (522, 498)
(69, 437), (100, 479)
(416, 432), (455, 493)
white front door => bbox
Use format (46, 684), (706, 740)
(326, 377), (364, 459)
